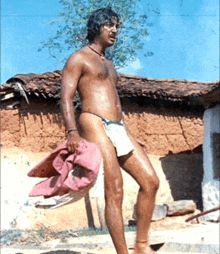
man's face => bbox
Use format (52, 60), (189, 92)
(100, 17), (119, 46)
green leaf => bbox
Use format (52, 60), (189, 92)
(38, 0), (154, 68)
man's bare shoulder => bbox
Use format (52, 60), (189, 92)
(65, 47), (89, 69)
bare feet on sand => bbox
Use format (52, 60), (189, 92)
(133, 242), (156, 254)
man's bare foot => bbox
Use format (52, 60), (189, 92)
(133, 242), (156, 254)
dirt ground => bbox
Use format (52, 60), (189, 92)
(1, 146), (173, 231)
(2, 146), (215, 254)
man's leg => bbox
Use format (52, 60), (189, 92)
(79, 113), (129, 254)
(119, 126), (159, 254)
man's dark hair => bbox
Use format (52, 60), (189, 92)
(86, 7), (120, 43)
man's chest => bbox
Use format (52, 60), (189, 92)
(83, 58), (118, 82)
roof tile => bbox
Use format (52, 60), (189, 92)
(0, 70), (219, 108)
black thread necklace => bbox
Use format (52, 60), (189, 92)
(88, 45), (105, 60)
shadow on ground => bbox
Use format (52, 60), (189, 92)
(128, 243), (165, 252)
(160, 148), (204, 210)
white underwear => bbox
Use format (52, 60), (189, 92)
(102, 118), (134, 157)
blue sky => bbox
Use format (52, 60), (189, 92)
(1, 0), (219, 83)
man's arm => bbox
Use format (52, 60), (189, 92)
(61, 54), (84, 153)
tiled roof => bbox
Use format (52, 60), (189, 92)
(118, 75), (220, 108)
(1, 70), (219, 108)
(2, 70), (62, 99)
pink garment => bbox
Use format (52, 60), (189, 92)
(28, 140), (102, 198)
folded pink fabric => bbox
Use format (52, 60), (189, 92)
(28, 140), (102, 198)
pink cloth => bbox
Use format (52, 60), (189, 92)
(28, 140), (102, 198)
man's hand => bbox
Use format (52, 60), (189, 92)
(67, 131), (85, 153)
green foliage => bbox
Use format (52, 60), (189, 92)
(39, 0), (156, 68)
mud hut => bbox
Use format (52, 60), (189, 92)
(1, 71), (219, 229)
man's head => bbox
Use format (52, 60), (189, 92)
(86, 7), (120, 44)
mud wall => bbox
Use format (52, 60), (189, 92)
(1, 98), (66, 151)
(122, 103), (203, 155)
(1, 98), (204, 155)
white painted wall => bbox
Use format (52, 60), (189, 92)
(202, 104), (220, 221)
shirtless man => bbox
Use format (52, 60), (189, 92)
(61, 7), (159, 254)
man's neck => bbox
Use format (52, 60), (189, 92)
(89, 41), (107, 54)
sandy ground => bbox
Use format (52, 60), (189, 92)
(1, 146), (219, 254)
(1, 146), (173, 231)
(1, 147), (49, 229)
(1, 147), (218, 253)
(1, 220), (219, 254)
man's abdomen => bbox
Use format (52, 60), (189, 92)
(81, 96), (122, 122)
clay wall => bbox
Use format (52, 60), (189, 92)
(122, 103), (203, 155)
(1, 98), (204, 155)
(1, 98), (66, 151)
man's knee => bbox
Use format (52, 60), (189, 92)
(142, 173), (159, 194)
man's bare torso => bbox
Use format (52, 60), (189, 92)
(74, 47), (122, 122)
